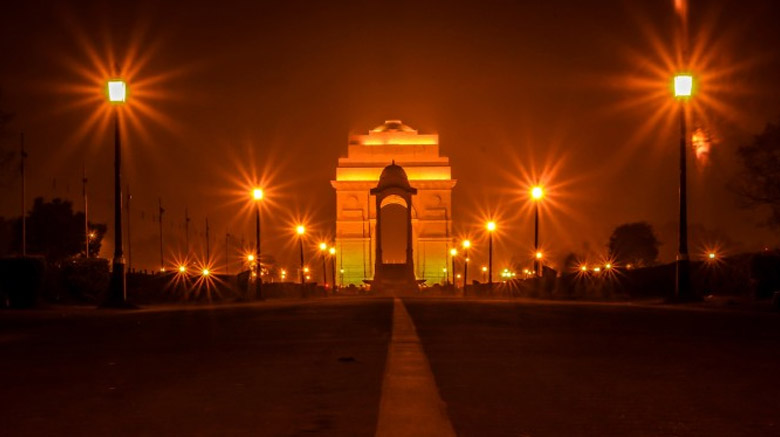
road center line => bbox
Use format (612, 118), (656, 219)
(375, 298), (456, 437)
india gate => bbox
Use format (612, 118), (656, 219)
(331, 120), (456, 287)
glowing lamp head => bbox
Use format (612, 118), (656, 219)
(450, 248), (458, 256)
(107, 80), (127, 103)
(482, 266), (487, 272)
(296, 225), (305, 236)
(328, 247), (336, 255)
(303, 267), (309, 273)
(178, 265), (187, 273)
(462, 240), (471, 249)
(319, 242), (327, 251)
(535, 251), (543, 260)
(247, 254), (255, 262)
(202, 268), (210, 276)
(674, 74), (693, 98)
(531, 186), (544, 200)
(252, 188), (264, 200)
(486, 221), (496, 232)
(605, 263), (612, 270)
(708, 252), (716, 260)
(580, 265), (588, 272)
(593, 267), (601, 272)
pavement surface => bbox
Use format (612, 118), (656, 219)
(1, 296), (778, 436)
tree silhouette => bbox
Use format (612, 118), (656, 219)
(11, 197), (106, 263)
(608, 222), (660, 267)
(735, 121), (780, 229)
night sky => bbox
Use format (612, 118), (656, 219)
(1, 0), (779, 272)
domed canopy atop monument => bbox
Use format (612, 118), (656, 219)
(371, 120), (417, 133)
(372, 161), (417, 194)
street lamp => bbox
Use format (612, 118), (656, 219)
(329, 247), (337, 292)
(319, 242), (328, 290)
(674, 73), (693, 300)
(105, 79), (127, 307)
(531, 185), (544, 277)
(486, 221), (496, 289)
(252, 188), (264, 300)
(449, 248), (457, 287)
(462, 240), (471, 293)
(296, 225), (306, 285)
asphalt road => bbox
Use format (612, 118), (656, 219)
(1, 297), (778, 436)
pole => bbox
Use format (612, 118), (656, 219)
(534, 202), (540, 277)
(451, 252), (456, 286)
(20, 132), (26, 256)
(158, 198), (165, 271)
(205, 218), (210, 262)
(331, 254), (337, 293)
(83, 165), (89, 257)
(225, 232), (230, 275)
(185, 207), (190, 254)
(676, 103), (691, 300)
(126, 186), (132, 272)
(255, 205), (263, 300)
(463, 249), (469, 293)
(107, 109), (126, 305)
(488, 234), (493, 289)
(299, 237), (305, 285)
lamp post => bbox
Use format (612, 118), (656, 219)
(253, 188), (264, 299)
(329, 247), (337, 293)
(449, 248), (457, 287)
(531, 185), (544, 277)
(105, 79), (127, 307)
(296, 225), (306, 285)
(462, 240), (471, 293)
(319, 242), (328, 289)
(674, 74), (693, 300)
(486, 221), (496, 289)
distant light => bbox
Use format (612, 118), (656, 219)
(107, 80), (126, 103)
(251, 272), (257, 278)
(462, 240), (471, 249)
(482, 266), (487, 272)
(531, 186), (544, 200)
(708, 252), (716, 260)
(252, 188), (264, 200)
(674, 74), (693, 98)
(88, 232), (96, 239)
(178, 265), (187, 273)
(535, 251), (543, 259)
(593, 267), (601, 272)
(486, 221), (496, 232)
(303, 267), (309, 273)
(580, 265), (588, 272)
(306, 275), (310, 280)
(605, 263), (612, 270)
(456, 274), (462, 279)
(296, 225), (305, 235)
(160, 267), (166, 272)
(443, 268), (447, 272)
(319, 242), (327, 251)
(340, 269), (345, 273)
(626, 264), (633, 270)
(450, 248), (458, 256)
(202, 268), (210, 276)
(329, 247), (336, 255)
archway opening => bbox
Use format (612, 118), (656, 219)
(380, 199), (408, 264)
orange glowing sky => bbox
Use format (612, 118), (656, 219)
(1, 0), (779, 272)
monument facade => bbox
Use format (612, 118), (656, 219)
(331, 120), (456, 286)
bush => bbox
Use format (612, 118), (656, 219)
(59, 257), (110, 303)
(0, 256), (46, 308)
